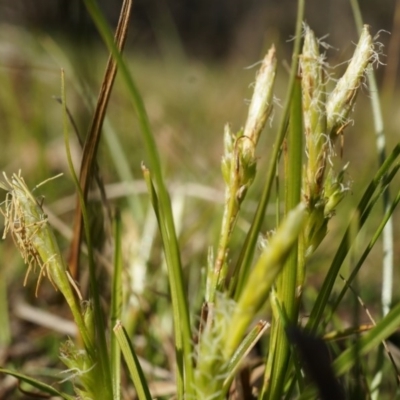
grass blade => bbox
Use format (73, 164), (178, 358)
(113, 321), (152, 400)
(307, 143), (400, 333)
(111, 209), (123, 400)
(0, 369), (75, 400)
(82, 5), (194, 398)
(324, 179), (400, 327)
(61, 70), (112, 397)
(69, 0), (132, 278)
(299, 301), (400, 399)
(261, 77), (303, 400)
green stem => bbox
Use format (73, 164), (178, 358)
(261, 78), (303, 400)
(233, 0), (305, 301)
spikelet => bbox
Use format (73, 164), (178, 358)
(300, 24), (373, 256)
(326, 25), (374, 138)
(0, 171), (78, 298)
(212, 47), (277, 295)
(300, 25), (327, 203)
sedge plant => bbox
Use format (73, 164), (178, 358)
(2, 0), (400, 399)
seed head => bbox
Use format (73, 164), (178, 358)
(242, 46), (277, 155)
(0, 171), (73, 297)
(326, 25), (374, 138)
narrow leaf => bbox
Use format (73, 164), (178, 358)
(113, 321), (152, 400)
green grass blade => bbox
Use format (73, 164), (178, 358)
(141, 165), (186, 397)
(41, 37), (144, 222)
(111, 209), (123, 400)
(299, 301), (400, 399)
(299, 304), (400, 400)
(324, 181), (400, 327)
(333, 301), (400, 374)
(350, 2), (393, 396)
(82, 0), (194, 396)
(0, 369), (75, 400)
(284, 78), (303, 214)
(113, 321), (152, 400)
(103, 125), (144, 219)
(261, 77), (303, 400)
(60, 71), (97, 350)
(307, 143), (400, 333)
(350, 0), (393, 318)
(61, 69), (113, 397)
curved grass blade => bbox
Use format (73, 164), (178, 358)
(307, 143), (400, 333)
(0, 369), (75, 400)
(323, 180), (400, 328)
(299, 301), (400, 399)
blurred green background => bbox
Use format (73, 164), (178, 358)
(0, 1), (398, 187)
